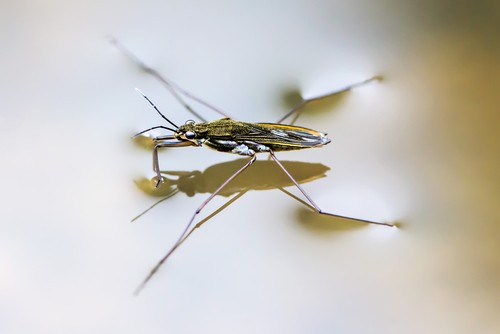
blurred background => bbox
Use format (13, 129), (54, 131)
(1, 1), (499, 333)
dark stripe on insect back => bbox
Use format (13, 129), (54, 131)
(259, 136), (329, 150)
(238, 130), (328, 148)
(234, 122), (329, 148)
(254, 123), (325, 136)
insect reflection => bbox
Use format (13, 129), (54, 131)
(133, 158), (330, 220)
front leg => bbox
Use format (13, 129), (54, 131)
(152, 140), (196, 187)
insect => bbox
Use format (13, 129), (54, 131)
(113, 40), (395, 294)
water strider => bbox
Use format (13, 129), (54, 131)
(113, 40), (396, 294)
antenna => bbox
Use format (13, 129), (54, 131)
(135, 88), (179, 129)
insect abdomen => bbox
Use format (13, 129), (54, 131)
(251, 123), (331, 151)
(198, 118), (331, 154)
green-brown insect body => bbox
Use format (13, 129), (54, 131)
(175, 118), (331, 156)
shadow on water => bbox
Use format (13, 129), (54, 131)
(136, 158), (329, 197)
(134, 158), (331, 222)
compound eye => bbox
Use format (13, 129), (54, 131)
(184, 131), (196, 139)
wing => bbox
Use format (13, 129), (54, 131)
(238, 122), (331, 150)
(199, 118), (331, 152)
